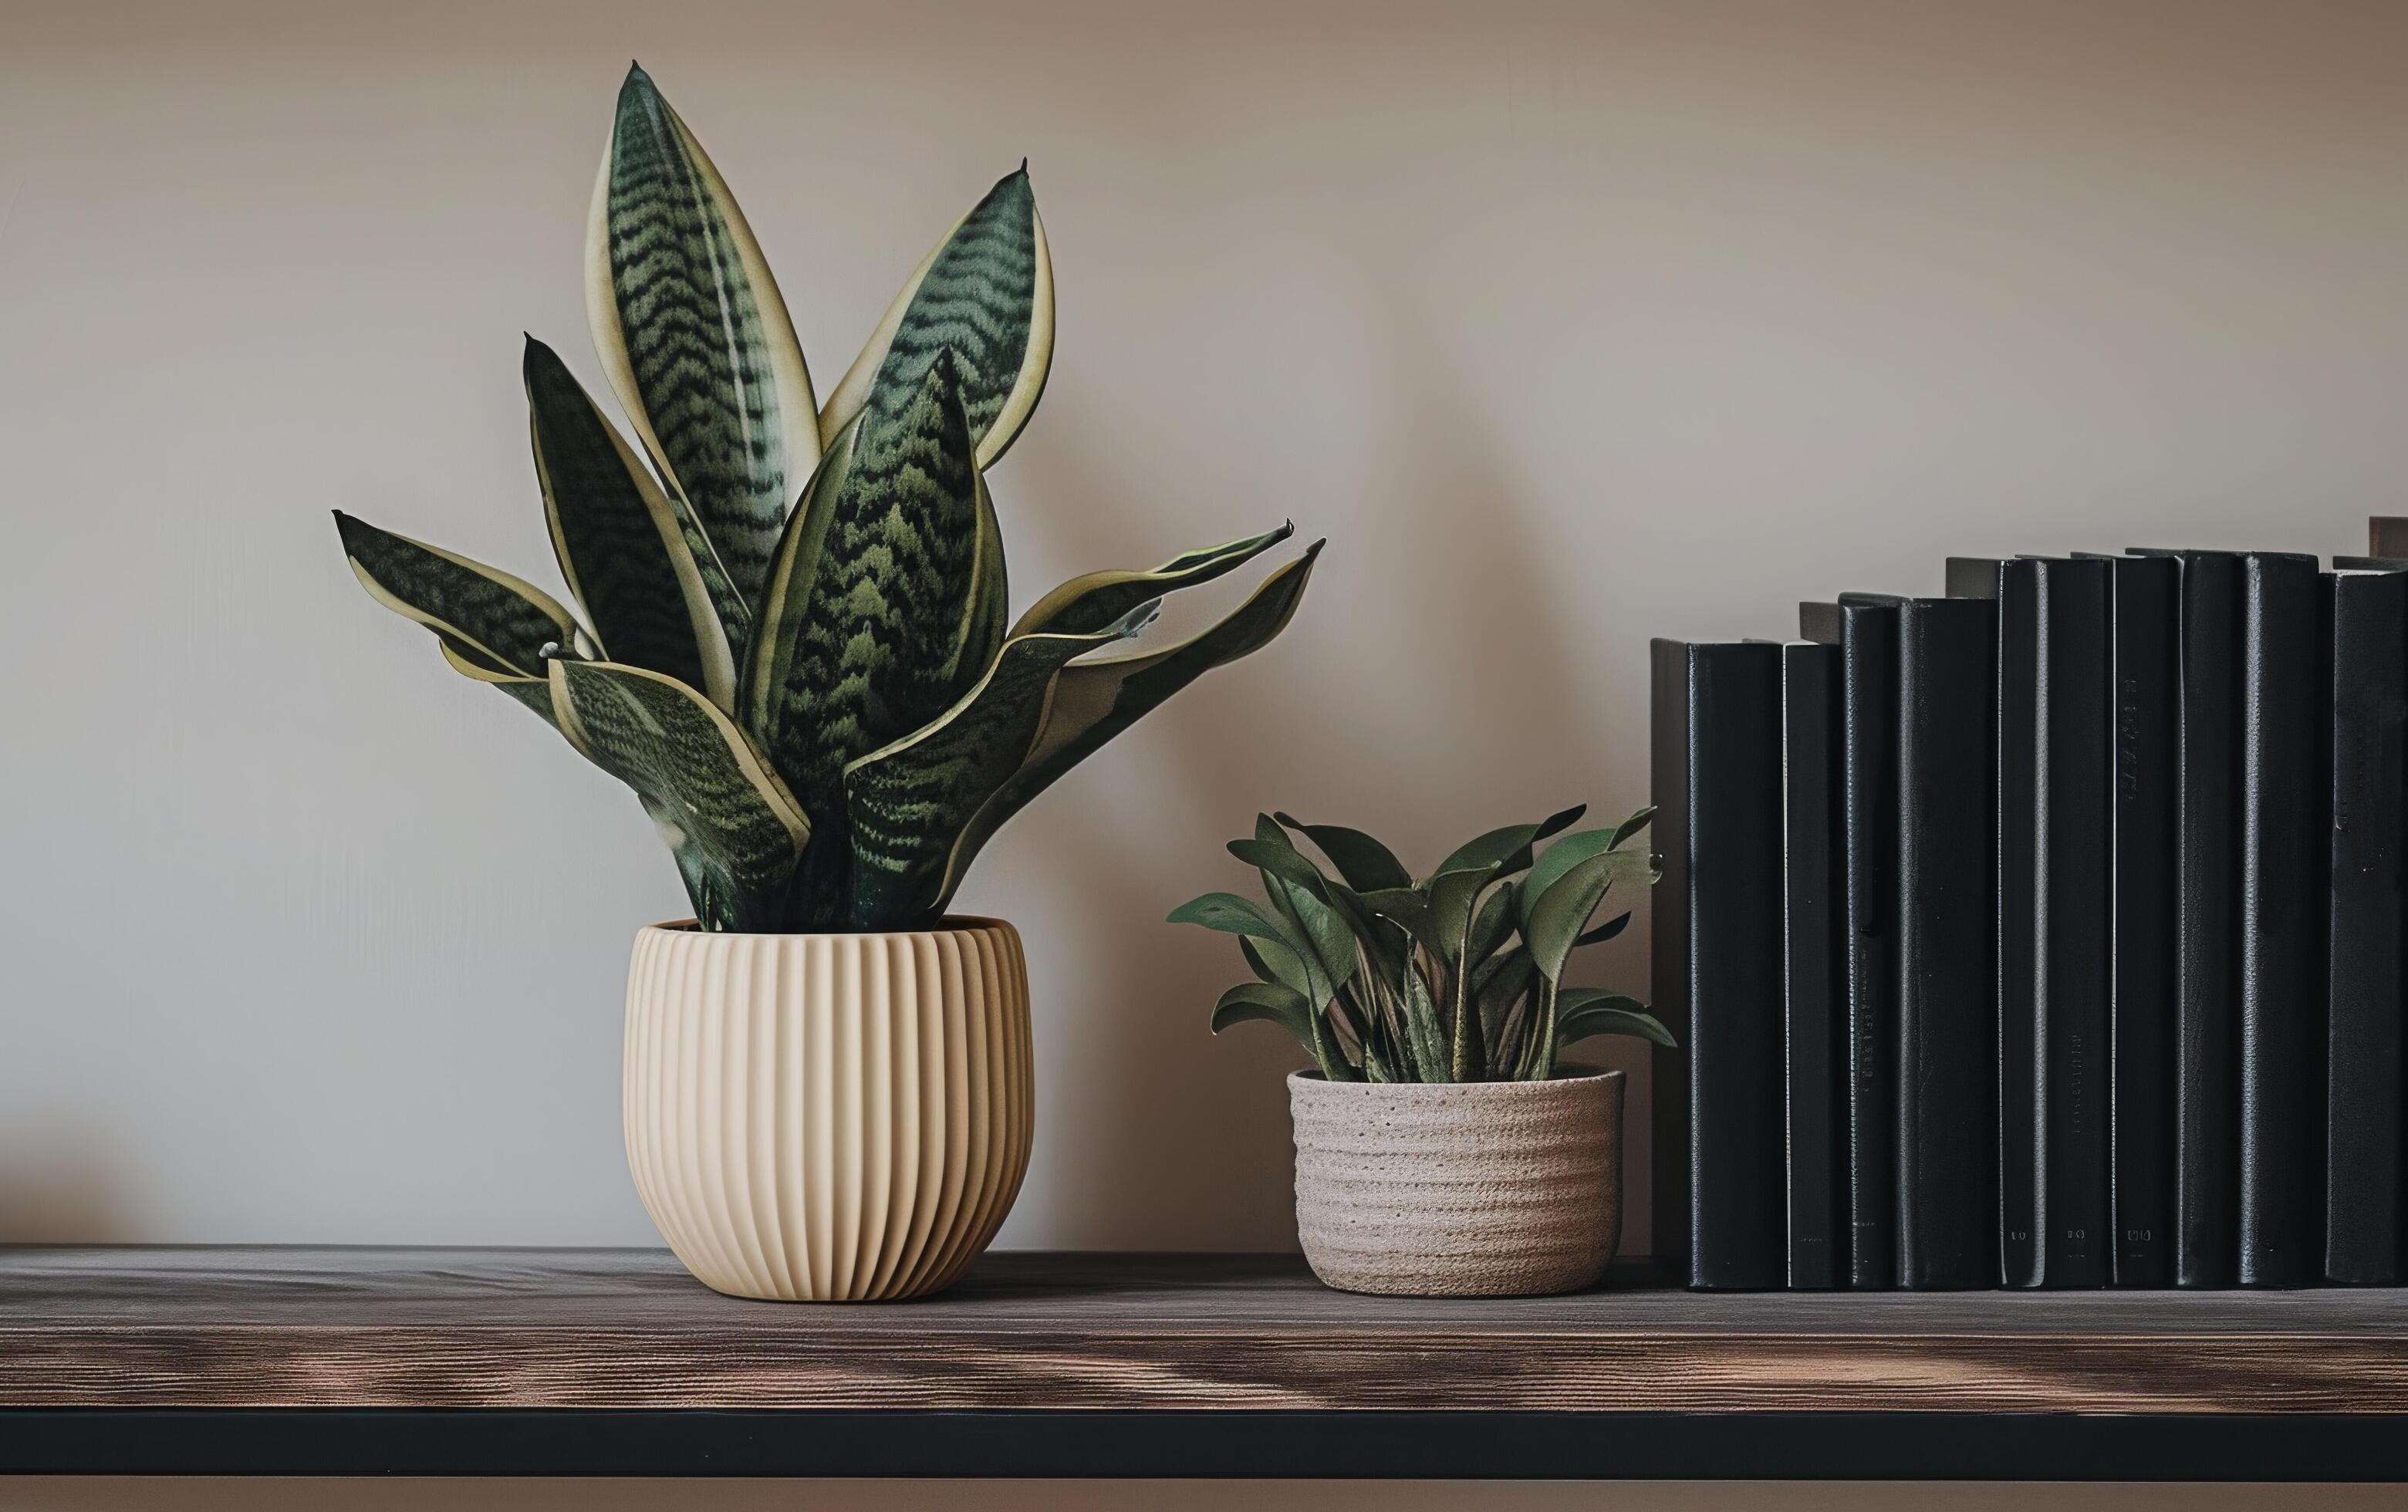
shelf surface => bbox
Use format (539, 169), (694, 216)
(6, 1246), (2408, 1478)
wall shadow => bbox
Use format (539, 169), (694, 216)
(0, 1146), (132, 1243)
(978, 285), (1623, 1250)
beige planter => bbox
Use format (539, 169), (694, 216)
(623, 916), (1034, 1301)
(1288, 1066), (1624, 1297)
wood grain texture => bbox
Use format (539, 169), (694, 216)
(5, 1249), (2408, 1413)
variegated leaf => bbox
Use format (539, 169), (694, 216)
(1008, 522), (1295, 640)
(930, 540), (1322, 910)
(549, 656), (810, 933)
(746, 351), (987, 824)
(439, 638), (560, 726)
(336, 511), (583, 675)
(945, 469), (1010, 694)
(840, 606), (1155, 926)
(820, 166), (1052, 470)
(525, 336), (741, 707)
(587, 63), (817, 612)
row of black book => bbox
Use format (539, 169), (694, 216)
(1648, 519), (2408, 1290)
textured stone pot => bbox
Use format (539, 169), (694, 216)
(623, 917), (1034, 1301)
(1288, 1066), (1624, 1297)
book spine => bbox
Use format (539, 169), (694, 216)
(2325, 571), (2406, 1284)
(2107, 556), (2177, 1287)
(1895, 597), (1999, 1290)
(1650, 639), (1695, 1285)
(1985, 561), (2044, 1288)
(1835, 606), (1900, 1288)
(2237, 555), (2325, 1287)
(1684, 642), (1789, 1290)
(2169, 552), (2242, 1288)
(2039, 559), (2112, 1287)
(1782, 641), (1844, 1289)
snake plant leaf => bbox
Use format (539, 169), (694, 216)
(1525, 848), (1655, 983)
(549, 656), (810, 933)
(931, 542), (1322, 904)
(1010, 523), (1295, 640)
(524, 336), (741, 707)
(820, 166), (1053, 470)
(335, 511), (585, 676)
(1270, 812), (1414, 893)
(1167, 890), (1292, 941)
(840, 606), (1155, 926)
(748, 352), (987, 825)
(1609, 805), (1657, 851)
(439, 639), (561, 726)
(587, 63), (818, 611)
(1556, 989), (1676, 1048)
(1211, 981), (1314, 1043)
(1430, 805), (1586, 882)
(944, 468), (1011, 697)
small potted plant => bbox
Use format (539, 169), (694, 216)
(336, 64), (1319, 1301)
(1172, 808), (1670, 1297)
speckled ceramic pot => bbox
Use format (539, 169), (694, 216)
(1288, 1066), (1624, 1297)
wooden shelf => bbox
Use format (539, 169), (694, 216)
(5, 1247), (2408, 1479)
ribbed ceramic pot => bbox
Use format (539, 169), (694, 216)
(623, 916), (1034, 1301)
(1288, 1066), (1624, 1297)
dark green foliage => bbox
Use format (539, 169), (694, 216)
(339, 64), (1316, 933)
(866, 171), (1039, 447)
(1170, 811), (1672, 1082)
(596, 64), (810, 613)
(525, 336), (735, 700)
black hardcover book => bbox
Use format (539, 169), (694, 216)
(1948, 557), (2112, 1288)
(1800, 599), (1898, 1289)
(2325, 566), (2407, 1284)
(2080, 551), (2179, 1287)
(2237, 554), (2325, 1287)
(1782, 640), (1844, 1289)
(1651, 639), (1787, 1290)
(1948, 557), (2042, 1288)
(2036, 559), (2114, 1288)
(1845, 592), (1998, 1289)
(2130, 548), (2241, 1288)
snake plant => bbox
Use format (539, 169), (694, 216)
(1171, 808), (1672, 1082)
(336, 65), (1319, 932)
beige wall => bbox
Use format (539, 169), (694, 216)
(5, 0), (2404, 1504)
(12, 0), (2404, 1255)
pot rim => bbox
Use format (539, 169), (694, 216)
(640, 914), (1018, 942)
(1287, 1064), (1623, 1095)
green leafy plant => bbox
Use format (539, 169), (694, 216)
(1170, 808), (1672, 1082)
(336, 65), (1319, 932)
